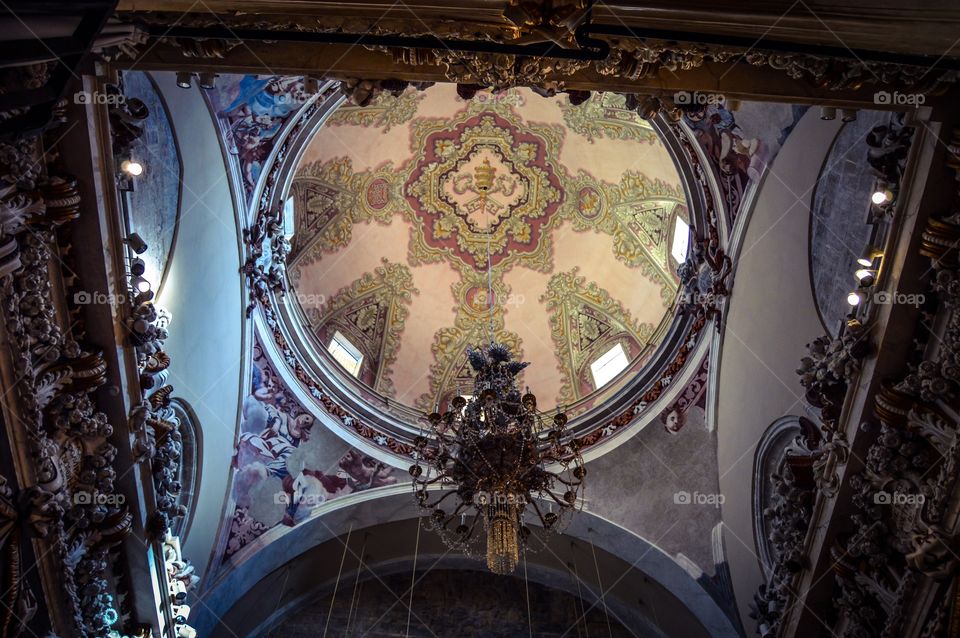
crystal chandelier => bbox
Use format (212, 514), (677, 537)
(409, 342), (586, 574)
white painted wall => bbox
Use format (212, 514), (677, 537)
(716, 109), (843, 631)
(152, 72), (244, 579)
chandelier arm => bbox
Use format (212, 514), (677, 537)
(528, 497), (548, 525)
(548, 473), (583, 487)
(414, 475), (446, 487)
(460, 509), (482, 543)
(542, 489), (571, 509)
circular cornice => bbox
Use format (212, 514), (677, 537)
(248, 87), (725, 465)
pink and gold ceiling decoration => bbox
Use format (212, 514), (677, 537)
(288, 84), (687, 411)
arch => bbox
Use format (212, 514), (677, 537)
(751, 415), (820, 574)
(193, 490), (740, 638)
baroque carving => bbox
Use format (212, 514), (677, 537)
(797, 321), (871, 428)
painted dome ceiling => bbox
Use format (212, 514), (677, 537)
(287, 84), (688, 411)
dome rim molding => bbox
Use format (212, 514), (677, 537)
(243, 85), (728, 464)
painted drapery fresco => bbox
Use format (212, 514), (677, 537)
(683, 102), (807, 225)
(207, 75), (308, 198)
(224, 338), (397, 560)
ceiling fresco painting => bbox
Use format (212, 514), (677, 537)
(541, 268), (657, 405)
(310, 259), (418, 397)
(207, 74), (309, 197)
(682, 101), (807, 225)
(288, 84), (687, 412)
(225, 337), (398, 562)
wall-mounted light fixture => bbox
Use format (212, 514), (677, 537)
(871, 189), (894, 206)
(124, 233), (148, 255)
(120, 160), (144, 176)
(847, 291), (866, 306)
(854, 268), (876, 286)
(176, 72), (192, 89)
(198, 72), (217, 90)
(857, 247), (882, 268)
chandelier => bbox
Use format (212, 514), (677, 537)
(409, 342), (586, 574)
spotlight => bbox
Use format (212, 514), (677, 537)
(120, 160), (143, 176)
(840, 108), (857, 122)
(820, 106), (836, 121)
(847, 291), (865, 306)
(304, 75), (321, 94)
(130, 257), (146, 276)
(855, 269), (875, 286)
(132, 276), (151, 294)
(198, 72), (217, 90)
(871, 189), (893, 205)
(124, 233), (148, 255)
(176, 72), (192, 89)
(857, 247), (880, 268)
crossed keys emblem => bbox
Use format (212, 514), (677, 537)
(450, 157), (521, 231)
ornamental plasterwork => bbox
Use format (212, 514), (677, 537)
(541, 268), (656, 405)
(314, 259), (418, 397)
(404, 111), (565, 272)
(287, 158), (402, 279)
(560, 92), (659, 144)
(326, 87), (425, 131)
(415, 274), (524, 410)
(560, 169), (683, 305)
(290, 92), (682, 408)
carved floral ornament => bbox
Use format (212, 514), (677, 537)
(241, 83), (732, 464)
(754, 130), (960, 638)
(0, 135), (142, 635)
(123, 4), (958, 99)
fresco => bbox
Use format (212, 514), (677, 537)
(683, 102), (807, 225)
(207, 75), (308, 198)
(122, 71), (181, 293)
(287, 84), (685, 412)
(224, 338), (397, 560)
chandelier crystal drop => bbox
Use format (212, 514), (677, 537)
(409, 342), (586, 574)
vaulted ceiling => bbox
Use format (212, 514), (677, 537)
(287, 84), (685, 411)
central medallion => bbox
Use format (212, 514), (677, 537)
(404, 112), (565, 272)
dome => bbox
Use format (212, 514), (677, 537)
(284, 84), (690, 414)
